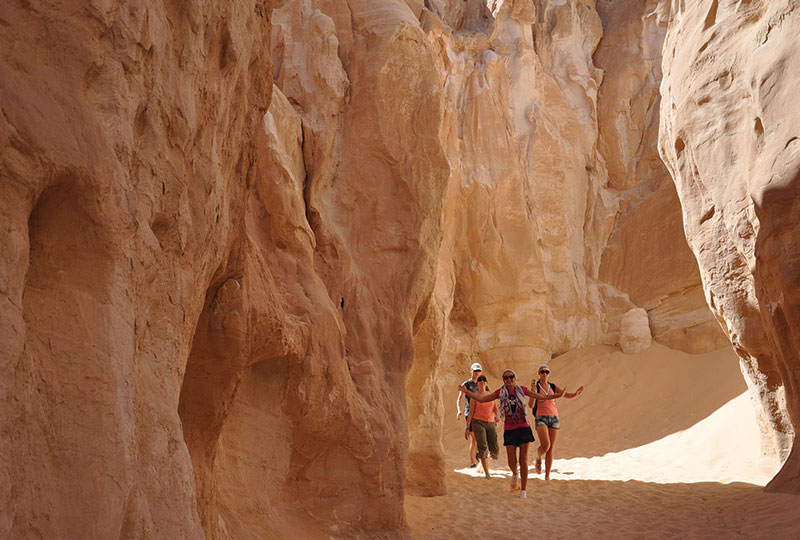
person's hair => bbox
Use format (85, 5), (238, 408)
(477, 376), (487, 382)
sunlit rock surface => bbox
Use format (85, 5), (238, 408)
(618, 308), (652, 354)
(406, 0), (727, 495)
(659, 0), (800, 493)
(3, 0), (798, 538)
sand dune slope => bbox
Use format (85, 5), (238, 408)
(407, 344), (799, 539)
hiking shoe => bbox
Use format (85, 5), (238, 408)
(485, 472), (491, 479)
(519, 490), (527, 499)
(469, 463), (477, 468)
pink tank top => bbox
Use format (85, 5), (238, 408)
(535, 381), (558, 417)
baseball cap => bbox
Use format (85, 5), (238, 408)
(538, 364), (550, 372)
(470, 362), (482, 371)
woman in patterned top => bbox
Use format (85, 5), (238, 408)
(459, 369), (564, 498)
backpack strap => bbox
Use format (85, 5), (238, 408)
(532, 382), (557, 416)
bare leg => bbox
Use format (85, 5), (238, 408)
(535, 424), (550, 474)
(480, 457), (490, 477)
(506, 446), (519, 490)
(519, 443), (529, 491)
(545, 428), (558, 480)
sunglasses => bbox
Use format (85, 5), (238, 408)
(539, 370), (550, 374)
(502, 375), (515, 380)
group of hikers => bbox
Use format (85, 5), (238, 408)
(456, 362), (584, 499)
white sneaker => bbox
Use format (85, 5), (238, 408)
(519, 490), (527, 499)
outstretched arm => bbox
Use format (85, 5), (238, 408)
(459, 385), (497, 403)
(561, 385), (584, 399)
(523, 385), (565, 400)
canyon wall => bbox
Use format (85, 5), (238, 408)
(659, 0), (799, 492)
(406, 0), (728, 493)
(1, 0), (273, 536)
(1, 0), (449, 537)
(3, 0), (799, 538)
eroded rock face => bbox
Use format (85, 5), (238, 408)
(594, 0), (729, 355)
(6, 0), (796, 537)
(2, 0), (448, 538)
(1, 0), (273, 537)
(659, 0), (799, 492)
(406, 0), (729, 494)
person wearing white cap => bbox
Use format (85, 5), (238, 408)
(460, 369), (564, 498)
(456, 361), (487, 468)
(528, 364), (584, 481)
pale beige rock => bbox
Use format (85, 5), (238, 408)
(5, 0), (800, 537)
(405, 0), (732, 495)
(594, 0), (727, 354)
(659, 0), (800, 493)
(618, 308), (652, 354)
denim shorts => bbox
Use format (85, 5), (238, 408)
(535, 415), (560, 429)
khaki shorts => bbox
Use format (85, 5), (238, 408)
(472, 419), (499, 459)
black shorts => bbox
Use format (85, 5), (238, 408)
(503, 426), (535, 447)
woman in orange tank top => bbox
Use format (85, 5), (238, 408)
(527, 364), (584, 481)
(465, 376), (499, 478)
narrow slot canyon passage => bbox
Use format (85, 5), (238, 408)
(3, 0), (800, 539)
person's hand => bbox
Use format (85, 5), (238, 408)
(575, 385), (585, 396)
(458, 384), (467, 394)
(457, 411), (463, 420)
(464, 428), (469, 440)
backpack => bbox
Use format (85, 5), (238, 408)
(531, 381), (556, 416)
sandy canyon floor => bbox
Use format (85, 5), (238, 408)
(406, 345), (800, 539)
